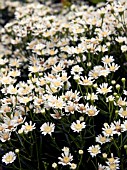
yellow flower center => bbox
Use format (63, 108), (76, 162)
(25, 125), (32, 131)
(100, 137), (106, 142)
(75, 123), (82, 130)
(101, 87), (108, 93)
(63, 157), (70, 164)
(5, 155), (13, 162)
(44, 126), (52, 133)
(68, 106), (75, 112)
(108, 158), (115, 163)
(50, 50), (55, 55)
(109, 163), (116, 170)
(122, 110), (127, 116)
(104, 58), (111, 63)
(87, 110), (95, 116)
(91, 148), (98, 154)
(105, 128), (112, 134)
(83, 79), (89, 84)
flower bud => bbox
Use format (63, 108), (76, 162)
(79, 150), (84, 155)
(15, 149), (19, 153)
(116, 84), (120, 90)
(102, 153), (107, 158)
(52, 162), (57, 169)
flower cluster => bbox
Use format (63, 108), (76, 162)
(0, 0), (127, 169)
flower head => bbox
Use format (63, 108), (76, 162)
(88, 145), (101, 157)
(2, 151), (16, 165)
(71, 120), (86, 133)
(40, 122), (55, 136)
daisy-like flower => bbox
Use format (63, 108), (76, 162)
(17, 96), (33, 105)
(85, 93), (98, 101)
(87, 145), (101, 157)
(123, 90), (127, 96)
(71, 65), (83, 75)
(79, 76), (94, 86)
(99, 68), (110, 77)
(0, 131), (11, 142)
(101, 55), (114, 65)
(2, 151), (16, 165)
(121, 120), (127, 132)
(106, 153), (120, 170)
(96, 134), (110, 145)
(71, 120), (86, 133)
(40, 122), (55, 136)
(28, 65), (41, 73)
(102, 123), (115, 137)
(106, 95), (115, 102)
(118, 107), (127, 118)
(96, 83), (112, 95)
(108, 63), (120, 72)
(86, 105), (99, 116)
(98, 163), (107, 170)
(88, 69), (100, 80)
(21, 121), (36, 134)
(111, 120), (122, 136)
(115, 97), (127, 107)
(58, 147), (73, 166)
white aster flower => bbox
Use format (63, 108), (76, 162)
(79, 76), (94, 86)
(86, 105), (99, 116)
(2, 151), (16, 165)
(58, 147), (73, 166)
(121, 120), (127, 132)
(40, 122), (55, 136)
(71, 65), (83, 75)
(87, 145), (101, 157)
(102, 123), (115, 137)
(96, 134), (110, 145)
(85, 93), (98, 101)
(21, 121), (36, 134)
(111, 120), (122, 136)
(96, 83), (112, 95)
(102, 55), (114, 65)
(71, 120), (86, 133)
(118, 107), (127, 118)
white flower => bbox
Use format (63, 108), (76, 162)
(79, 76), (94, 86)
(106, 95), (115, 102)
(58, 147), (73, 166)
(118, 107), (127, 118)
(87, 145), (101, 157)
(111, 120), (122, 136)
(85, 93), (98, 101)
(121, 120), (127, 132)
(71, 65), (83, 75)
(86, 105), (99, 116)
(123, 90), (127, 95)
(96, 134), (110, 145)
(71, 120), (86, 133)
(40, 122), (55, 136)
(21, 121), (36, 134)
(106, 153), (120, 170)
(96, 83), (112, 95)
(0, 131), (11, 142)
(108, 63), (120, 72)
(98, 163), (107, 170)
(2, 151), (16, 165)
(121, 45), (127, 52)
(102, 55), (114, 65)
(115, 97), (127, 107)
(102, 123), (115, 137)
